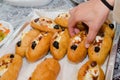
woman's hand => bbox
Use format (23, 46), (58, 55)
(68, 0), (111, 48)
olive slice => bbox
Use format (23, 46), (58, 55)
(109, 23), (114, 29)
(94, 46), (100, 52)
(71, 44), (77, 50)
(16, 41), (21, 47)
(91, 61), (97, 67)
(31, 41), (37, 49)
(10, 54), (14, 58)
(54, 25), (60, 29)
(53, 41), (59, 49)
(34, 18), (39, 23)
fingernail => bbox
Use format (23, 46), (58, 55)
(85, 43), (90, 48)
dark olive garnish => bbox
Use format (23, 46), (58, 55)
(34, 18), (39, 23)
(109, 23), (114, 29)
(31, 41), (37, 49)
(71, 44), (77, 50)
(53, 41), (59, 49)
(10, 54), (14, 58)
(94, 46), (100, 52)
(91, 61), (97, 67)
(17, 41), (21, 47)
(54, 25), (60, 29)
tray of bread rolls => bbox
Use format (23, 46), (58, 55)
(0, 9), (119, 80)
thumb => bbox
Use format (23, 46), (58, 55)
(85, 28), (98, 48)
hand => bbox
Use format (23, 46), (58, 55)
(68, 0), (110, 48)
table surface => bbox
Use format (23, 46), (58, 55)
(0, 0), (120, 80)
(0, 0), (76, 30)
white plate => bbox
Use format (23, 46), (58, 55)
(0, 10), (110, 80)
(4, 0), (53, 7)
(0, 20), (13, 47)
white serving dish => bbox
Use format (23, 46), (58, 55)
(0, 20), (13, 47)
(0, 9), (118, 80)
(4, 0), (53, 7)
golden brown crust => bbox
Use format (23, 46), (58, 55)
(54, 13), (70, 28)
(50, 29), (70, 60)
(78, 61), (105, 80)
(88, 25), (113, 65)
(15, 29), (40, 57)
(0, 54), (22, 80)
(67, 31), (87, 63)
(102, 23), (115, 38)
(30, 17), (62, 33)
(26, 32), (53, 62)
(29, 58), (60, 80)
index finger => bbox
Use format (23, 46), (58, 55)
(68, 16), (78, 37)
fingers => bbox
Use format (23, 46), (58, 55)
(69, 6), (78, 15)
(74, 27), (80, 34)
(85, 27), (98, 48)
(68, 7), (81, 37)
(68, 16), (75, 37)
(68, 16), (77, 37)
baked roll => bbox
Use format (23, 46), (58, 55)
(88, 26), (112, 65)
(67, 31), (87, 63)
(50, 29), (70, 60)
(78, 61), (105, 80)
(102, 23), (115, 38)
(0, 54), (22, 80)
(28, 58), (60, 80)
(30, 17), (62, 33)
(26, 32), (53, 62)
(15, 29), (40, 57)
(54, 13), (70, 28)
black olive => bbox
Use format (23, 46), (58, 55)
(34, 18), (39, 23)
(10, 54), (14, 58)
(53, 41), (59, 49)
(54, 25), (60, 29)
(109, 23), (114, 29)
(91, 61), (97, 67)
(16, 41), (21, 47)
(71, 44), (77, 50)
(31, 41), (37, 49)
(94, 46), (100, 52)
